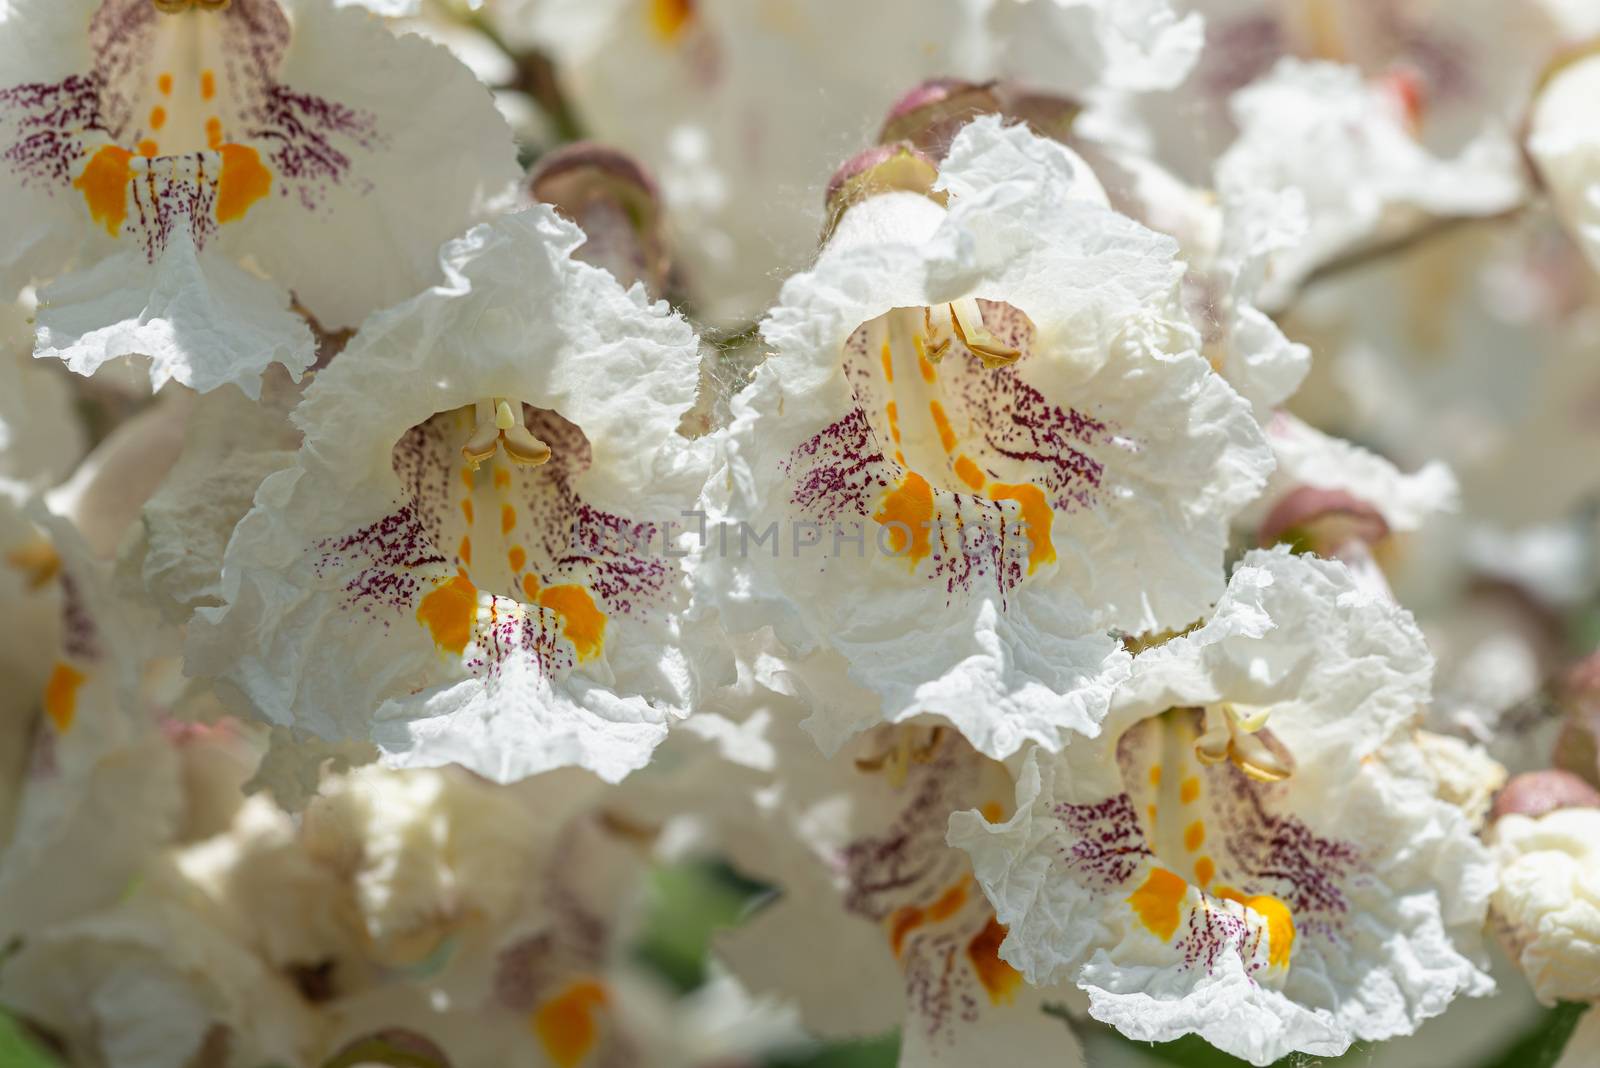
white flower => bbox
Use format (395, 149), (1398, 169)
(0, 508), (179, 946)
(1217, 58), (1524, 310)
(1529, 47), (1600, 272)
(950, 549), (1495, 1066)
(187, 207), (715, 784)
(1490, 802), (1600, 1004)
(1145, 0), (1574, 186)
(705, 675), (1088, 1067)
(703, 118), (1269, 760)
(0, 0), (518, 395)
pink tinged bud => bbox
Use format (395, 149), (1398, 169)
(1258, 486), (1390, 555)
(1492, 769), (1600, 823)
(990, 86), (1083, 145)
(1554, 652), (1600, 788)
(822, 142), (941, 241)
(322, 1029), (452, 1068)
(878, 79), (1083, 163)
(879, 79), (1005, 160)
(527, 143), (670, 298)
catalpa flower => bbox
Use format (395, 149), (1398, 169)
(949, 549), (1495, 1066)
(1529, 45), (1600, 273)
(0, 0), (518, 395)
(187, 207), (714, 784)
(1216, 58), (1525, 310)
(1156, 0), (1585, 182)
(0, 507), (179, 946)
(704, 117), (1270, 759)
(708, 677), (1087, 1066)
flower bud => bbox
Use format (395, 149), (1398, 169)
(821, 141), (940, 243)
(1257, 486), (1390, 557)
(526, 143), (670, 298)
(1555, 656), (1600, 787)
(1492, 769), (1600, 823)
(878, 79), (1005, 160)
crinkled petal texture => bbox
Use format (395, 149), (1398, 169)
(0, 0), (518, 393)
(1203, 186), (1310, 414)
(1490, 806), (1600, 1004)
(1529, 52), (1600, 273)
(186, 207), (713, 784)
(950, 550), (1494, 1066)
(709, 677), (1085, 1067)
(1218, 59), (1525, 311)
(705, 118), (1269, 761)
(34, 226), (311, 396)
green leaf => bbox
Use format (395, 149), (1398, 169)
(1478, 1000), (1589, 1068)
(0, 1009), (61, 1068)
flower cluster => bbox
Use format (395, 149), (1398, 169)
(2, 2), (1599, 1067)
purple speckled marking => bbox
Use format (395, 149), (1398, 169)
(1051, 793), (1152, 890)
(490, 818), (642, 1068)
(1051, 709), (1365, 976)
(0, 0), (382, 260)
(1175, 898), (1257, 975)
(312, 407), (673, 681)
(781, 302), (1116, 604)
(833, 734), (1022, 1047)
(56, 570), (102, 664)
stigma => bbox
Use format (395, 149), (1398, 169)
(461, 399), (552, 470)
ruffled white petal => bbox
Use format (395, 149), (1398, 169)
(950, 551), (1491, 1065)
(706, 118), (1269, 761)
(239, 0), (521, 329)
(1490, 806), (1600, 1003)
(187, 207), (713, 785)
(35, 227), (314, 398)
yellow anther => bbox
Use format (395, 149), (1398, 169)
(948, 298), (1020, 369)
(501, 423), (552, 467)
(461, 398), (551, 469)
(1195, 704), (1292, 782)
